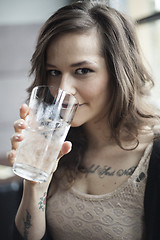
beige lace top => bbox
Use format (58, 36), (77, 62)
(47, 143), (153, 240)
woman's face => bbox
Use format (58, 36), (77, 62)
(46, 29), (110, 127)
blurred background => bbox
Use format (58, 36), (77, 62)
(0, 0), (159, 237)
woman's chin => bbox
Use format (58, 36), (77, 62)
(71, 119), (83, 128)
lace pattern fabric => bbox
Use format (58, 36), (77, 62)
(47, 143), (153, 240)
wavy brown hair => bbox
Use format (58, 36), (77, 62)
(27, 1), (159, 181)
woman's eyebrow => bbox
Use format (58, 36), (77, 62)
(46, 63), (57, 68)
(70, 61), (97, 67)
(46, 61), (97, 68)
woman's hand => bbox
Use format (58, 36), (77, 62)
(8, 104), (29, 166)
(7, 103), (72, 176)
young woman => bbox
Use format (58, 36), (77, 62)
(8, 1), (160, 239)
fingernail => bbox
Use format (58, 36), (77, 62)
(15, 134), (21, 140)
(18, 122), (23, 127)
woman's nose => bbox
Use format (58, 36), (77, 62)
(59, 76), (76, 95)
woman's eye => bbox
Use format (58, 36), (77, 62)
(48, 70), (61, 77)
(75, 68), (93, 75)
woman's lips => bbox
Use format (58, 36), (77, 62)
(62, 103), (86, 108)
(62, 103), (68, 108)
(79, 103), (86, 106)
(62, 103), (80, 108)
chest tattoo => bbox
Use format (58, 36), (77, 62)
(85, 164), (137, 178)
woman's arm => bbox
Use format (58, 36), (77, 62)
(11, 179), (53, 240)
(14, 180), (49, 240)
(12, 221), (52, 240)
(8, 104), (72, 239)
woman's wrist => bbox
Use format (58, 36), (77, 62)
(23, 177), (51, 192)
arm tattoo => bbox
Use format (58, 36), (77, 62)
(85, 164), (137, 178)
(23, 210), (32, 240)
(38, 192), (47, 212)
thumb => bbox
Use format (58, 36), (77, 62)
(51, 141), (72, 174)
(60, 141), (72, 157)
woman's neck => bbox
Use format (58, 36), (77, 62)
(83, 119), (113, 150)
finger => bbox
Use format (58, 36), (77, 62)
(14, 119), (26, 133)
(58, 141), (72, 159)
(51, 141), (72, 175)
(20, 104), (30, 119)
(7, 150), (16, 166)
(11, 133), (24, 150)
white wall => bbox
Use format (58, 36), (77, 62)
(0, 0), (69, 25)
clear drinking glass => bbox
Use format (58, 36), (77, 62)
(13, 86), (78, 183)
